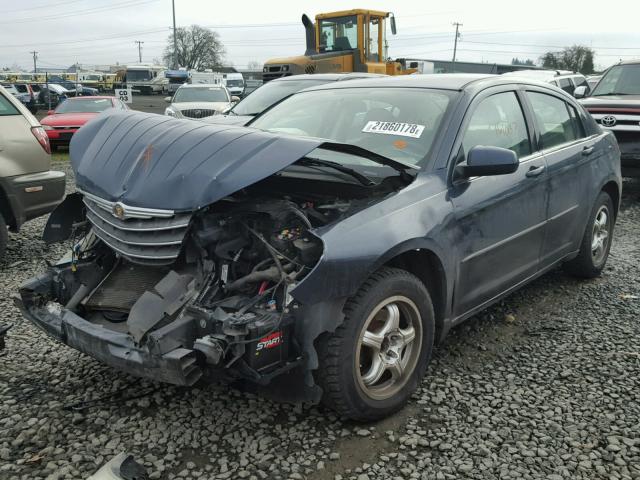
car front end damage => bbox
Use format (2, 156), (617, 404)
(16, 111), (411, 399)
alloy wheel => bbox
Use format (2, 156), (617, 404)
(355, 295), (423, 401)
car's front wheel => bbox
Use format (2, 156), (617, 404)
(315, 267), (435, 421)
(565, 191), (615, 278)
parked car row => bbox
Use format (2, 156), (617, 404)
(15, 73), (621, 421)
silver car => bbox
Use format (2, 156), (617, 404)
(164, 84), (237, 120)
(0, 85), (66, 260)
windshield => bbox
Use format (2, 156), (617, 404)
(126, 70), (152, 82)
(251, 87), (453, 166)
(319, 16), (358, 53)
(55, 98), (113, 113)
(592, 64), (640, 96)
(173, 87), (229, 103)
(85, 75), (101, 81)
(231, 79), (329, 116)
(226, 79), (244, 87)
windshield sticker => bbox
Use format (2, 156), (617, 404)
(362, 121), (425, 138)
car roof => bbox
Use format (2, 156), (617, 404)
(503, 69), (579, 81)
(180, 83), (225, 88)
(65, 96), (115, 100)
(298, 73), (569, 96)
(616, 58), (640, 66)
(272, 73), (386, 83)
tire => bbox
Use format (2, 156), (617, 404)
(565, 191), (615, 278)
(315, 267), (435, 421)
(0, 215), (7, 261)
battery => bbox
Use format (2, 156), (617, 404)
(243, 311), (292, 373)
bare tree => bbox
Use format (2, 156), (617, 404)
(246, 60), (263, 70)
(163, 25), (225, 70)
(540, 45), (595, 74)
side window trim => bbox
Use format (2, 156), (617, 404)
(447, 86), (538, 182)
(523, 88), (589, 153)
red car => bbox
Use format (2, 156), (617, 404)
(41, 96), (128, 151)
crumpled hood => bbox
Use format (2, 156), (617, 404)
(199, 114), (254, 126)
(69, 110), (324, 211)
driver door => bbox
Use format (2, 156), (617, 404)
(449, 88), (548, 317)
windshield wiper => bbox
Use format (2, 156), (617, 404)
(320, 142), (420, 174)
(296, 157), (376, 186)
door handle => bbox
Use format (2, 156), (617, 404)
(582, 145), (595, 156)
(525, 165), (546, 178)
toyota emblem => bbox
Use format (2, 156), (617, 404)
(601, 115), (617, 127)
(112, 202), (126, 220)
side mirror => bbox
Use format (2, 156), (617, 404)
(164, 96), (172, 103)
(231, 96), (240, 103)
(389, 14), (397, 35)
(457, 145), (518, 178)
(47, 110), (55, 116)
(573, 85), (587, 99)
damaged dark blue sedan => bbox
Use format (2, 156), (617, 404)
(17, 75), (621, 421)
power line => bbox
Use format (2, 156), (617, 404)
(0, 28), (169, 49)
(4, 0), (87, 14)
(0, 0), (162, 25)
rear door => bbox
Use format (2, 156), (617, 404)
(523, 89), (595, 266)
(449, 87), (548, 316)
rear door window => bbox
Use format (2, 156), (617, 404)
(461, 91), (532, 159)
(526, 92), (579, 149)
(0, 92), (20, 116)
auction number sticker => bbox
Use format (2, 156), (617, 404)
(362, 121), (425, 138)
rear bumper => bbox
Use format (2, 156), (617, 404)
(46, 129), (78, 146)
(0, 170), (66, 228)
(16, 271), (201, 386)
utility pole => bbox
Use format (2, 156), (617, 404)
(172, 0), (178, 68)
(30, 51), (38, 73)
(451, 22), (462, 73)
(135, 40), (144, 63)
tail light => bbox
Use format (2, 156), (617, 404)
(31, 126), (51, 154)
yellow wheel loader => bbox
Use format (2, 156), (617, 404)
(263, 9), (417, 81)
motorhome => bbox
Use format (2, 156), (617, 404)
(124, 64), (167, 94)
(190, 71), (223, 85)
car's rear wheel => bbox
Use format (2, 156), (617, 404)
(565, 191), (614, 278)
(315, 267), (435, 421)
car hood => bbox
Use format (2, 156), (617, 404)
(580, 95), (640, 110)
(41, 112), (99, 126)
(69, 110), (325, 211)
(171, 101), (230, 112)
(199, 114), (254, 126)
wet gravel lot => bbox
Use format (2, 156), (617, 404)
(1, 161), (638, 480)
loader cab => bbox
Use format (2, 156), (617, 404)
(315, 9), (391, 74)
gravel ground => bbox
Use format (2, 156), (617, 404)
(1, 161), (639, 480)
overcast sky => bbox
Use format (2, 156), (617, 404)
(1, 0), (639, 72)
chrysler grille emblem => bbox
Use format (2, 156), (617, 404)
(112, 202), (126, 219)
(601, 115), (617, 127)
